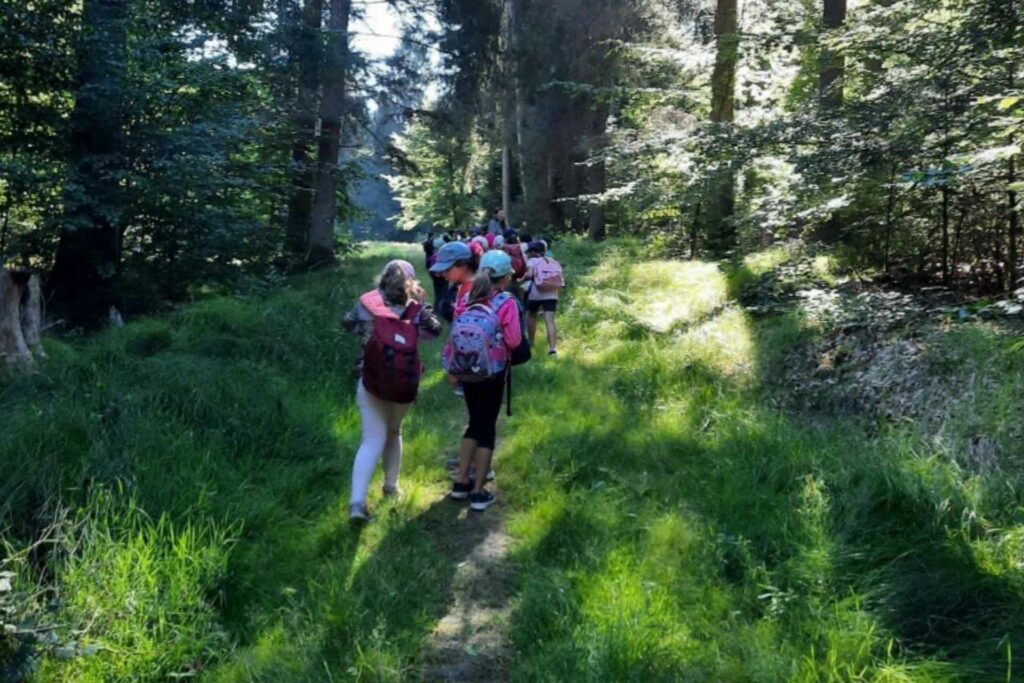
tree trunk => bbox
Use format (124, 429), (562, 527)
(48, 0), (127, 329)
(308, 0), (352, 267)
(941, 186), (951, 286)
(1, 270), (43, 366)
(1009, 156), (1020, 294)
(509, 0), (529, 223)
(285, 0), (323, 258)
(707, 0), (739, 255)
(820, 0), (847, 110)
(1008, 43), (1021, 292)
(586, 105), (609, 242)
(20, 274), (44, 358)
(502, 145), (513, 221)
(710, 0), (738, 125)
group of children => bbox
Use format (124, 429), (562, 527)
(424, 227), (562, 359)
(342, 225), (565, 523)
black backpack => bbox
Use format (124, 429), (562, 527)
(495, 293), (531, 417)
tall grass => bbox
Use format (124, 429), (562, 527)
(2, 239), (1023, 681)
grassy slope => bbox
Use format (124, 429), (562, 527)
(2, 240), (1023, 681)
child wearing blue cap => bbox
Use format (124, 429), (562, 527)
(445, 249), (523, 512)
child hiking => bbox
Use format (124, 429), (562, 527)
(343, 260), (442, 523)
(430, 240), (477, 325)
(524, 240), (565, 357)
(443, 250), (523, 512)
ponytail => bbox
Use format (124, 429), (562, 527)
(468, 267), (495, 304)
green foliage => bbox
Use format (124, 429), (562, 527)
(387, 118), (491, 231)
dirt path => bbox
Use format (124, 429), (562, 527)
(420, 504), (517, 682)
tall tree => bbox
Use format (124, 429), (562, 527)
(48, 0), (128, 328)
(308, 0), (352, 266)
(707, 0), (738, 254)
(285, 0), (324, 259)
(820, 0), (847, 110)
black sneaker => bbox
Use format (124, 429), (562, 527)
(450, 481), (473, 501)
(348, 503), (371, 524)
(469, 490), (496, 512)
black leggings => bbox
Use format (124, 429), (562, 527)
(462, 374), (505, 450)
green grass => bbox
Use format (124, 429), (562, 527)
(3, 239), (1024, 681)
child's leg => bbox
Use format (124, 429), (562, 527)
(526, 310), (538, 345)
(381, 401), (412, 492)
(350, 383), (389, 505)
(469, 376), (504, 493)
(455, 437), (477, 485)
(543, 310), (558, 352)
(471, 446), (494, 493)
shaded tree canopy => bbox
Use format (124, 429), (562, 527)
(1, 0), (1021, 329)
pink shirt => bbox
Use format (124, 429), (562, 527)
(452, 281), (473, 319)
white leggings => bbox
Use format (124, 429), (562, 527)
(350, 381), (411, 505)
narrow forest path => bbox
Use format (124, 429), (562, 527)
(419, 512), (515, 682)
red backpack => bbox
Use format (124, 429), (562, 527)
(503, 244), (528, 279)
(359, 291), (423, 404)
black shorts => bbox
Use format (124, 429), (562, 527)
(526, 299), (558, 314)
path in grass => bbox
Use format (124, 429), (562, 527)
(419, 512), (515, 682)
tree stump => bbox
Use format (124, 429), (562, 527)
(0, 268), (45, 366)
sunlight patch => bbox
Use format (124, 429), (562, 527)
(668, 308), (755, 378)
(628, 261), (728, 333)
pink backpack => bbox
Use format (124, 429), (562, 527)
(359, 291), (423, 404)
(534, 258), (565, 293)
(442, 301), (508, 382)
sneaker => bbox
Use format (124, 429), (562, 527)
(453, 384), (465, 397)
(348, 503), (371, 523)
(450, 480), (473, 501)
(548, 349), (558, 357)
(469, 490), (496, 511)
(381, 485), (402, 499)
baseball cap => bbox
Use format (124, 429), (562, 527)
(480, 249), (513, 277)
(527, 240), (546, 254)
(430, 241), (472, 273)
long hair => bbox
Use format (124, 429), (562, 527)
(378, 261), (419, 306)
(468, 267), (496, 304)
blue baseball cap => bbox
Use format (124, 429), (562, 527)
(480, 249), (513, 277)
(430, 241), (472, 273)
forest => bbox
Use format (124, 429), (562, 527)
(2, 0), (1024, 681)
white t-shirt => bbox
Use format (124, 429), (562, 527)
(526, 257), (560, 301)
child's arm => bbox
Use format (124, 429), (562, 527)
(497, 299), (522, 350)
(342, 302), (369, 336)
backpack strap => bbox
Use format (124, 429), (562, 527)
(401, 301), (422, 322)
(491, 292), (513, 309)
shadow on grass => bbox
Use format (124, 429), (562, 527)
(493, 253), (1024, 680)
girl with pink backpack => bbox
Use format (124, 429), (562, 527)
(343, 260), (442, 523)
(524, 240), (565, 357)
(443, 250), (523, 512)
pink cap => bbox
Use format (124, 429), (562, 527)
(387, 259), (416, 279)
